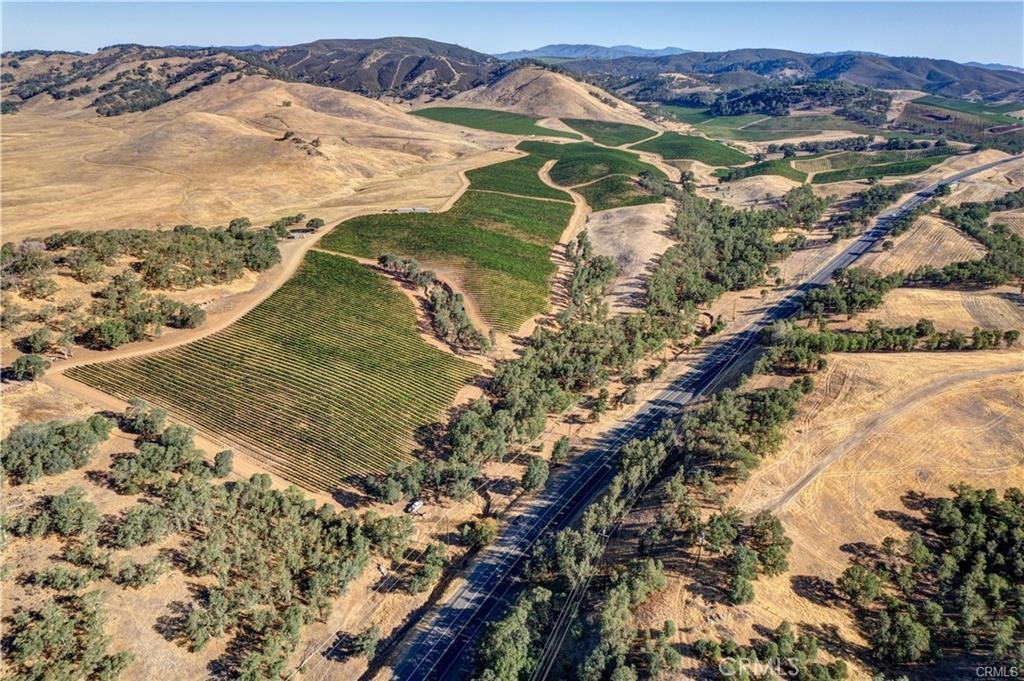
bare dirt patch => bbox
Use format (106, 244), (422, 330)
(585, 202), (675, 313)
(884, 89), (929, 122)
(681, 160), (801, 209)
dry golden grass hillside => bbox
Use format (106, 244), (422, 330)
(1, 75), (507, 240)
(443, 66), (647, 124)
(619, 350), (1024, 680)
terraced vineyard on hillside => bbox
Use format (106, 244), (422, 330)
(630, 131), (750, 165)
(519, 139), (667, 210)
(68, 251), (479, 491)
(715, 158), (808, 183)
(658, 106), (871, 141)
(410, 106), (580, 138)
(792, 146), (953, 174)
(322, 187), (573, 331)
(811, 154), (951, 183)
(464, 154), (572, 201)
(575, 175), (664, 211)
(561, 118), (656, 146)
(520, 140), (666, 185)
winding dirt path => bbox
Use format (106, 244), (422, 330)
(536, 159), (590, 319)
(752, 363), (1024, 514)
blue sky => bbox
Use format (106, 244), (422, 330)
(3, 2), (1022, 66)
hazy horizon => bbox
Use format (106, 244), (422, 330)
(3, 2), (1023, 67)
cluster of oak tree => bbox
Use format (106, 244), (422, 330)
(0, 398), (423, 681)
(702, 80), (890, 125)
(801, 267), (905, 319)
(476, 377), (808, 681)
(831, 182), (912, 237)
(835, 485), (1024, 668)
(695, 621), (849, 681)
(647, 189), (805, 317)
(377, 253), (491, 352)
(907, 189), (1024, 289)
(758, 318), (1020, 373)
(767, 135), (872, 155)
(1, 216), (309, 380)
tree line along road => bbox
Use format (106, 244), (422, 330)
(387, 153), (1024, 681)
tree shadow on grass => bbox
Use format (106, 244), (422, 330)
(790, 574), (839, 608)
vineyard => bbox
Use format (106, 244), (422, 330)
(811, 154), (951, 184)
(68, 251), (480, 491)
(691, 113), (780, 141)
(714, 158), (807, 183)
(465, 154), (572, 202)
(896, 103), (1024, 152)
(561, 118), (657, 146)
(913, 95), (1023, 124)
(657, 105), (718, 125)
(630, 131), (751, 165)
(519, 140), (666, 185)
(321, 187), (573, 332)
(575, 175), (665, 212)
(410, 106), (580, 138)
(741, 114), (873, 135)
(792, 147), (953, 174)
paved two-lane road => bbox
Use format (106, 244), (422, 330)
(388, 154), (1023, 681)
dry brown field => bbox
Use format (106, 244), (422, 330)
(440, 66), (648, 125)
(858, 213), (986, 274)
(1, 75), (509, 240)
(995, 209), (1024, 237)
(586, 201), (676, 313)
(839, 286), (1024, 332)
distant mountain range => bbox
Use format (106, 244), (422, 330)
(259, 40), (1023, 101)
(494, 44), (689, 61)
(560, 48), (1024, 100)
(167, 44), (278, 52)
(966, 61), (1024, 75)
(5, 37), (1022, 111)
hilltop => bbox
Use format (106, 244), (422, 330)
(259, 36), (509, 99)
(443, 65), (647, 123)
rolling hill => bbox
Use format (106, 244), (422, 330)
(259, 37), (510, 99)
(1, 74), (505, 239)
(564, 48), (1024, 100)
(442, 65), (647, 123)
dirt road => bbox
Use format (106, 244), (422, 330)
(753, 364), (1024, 514)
